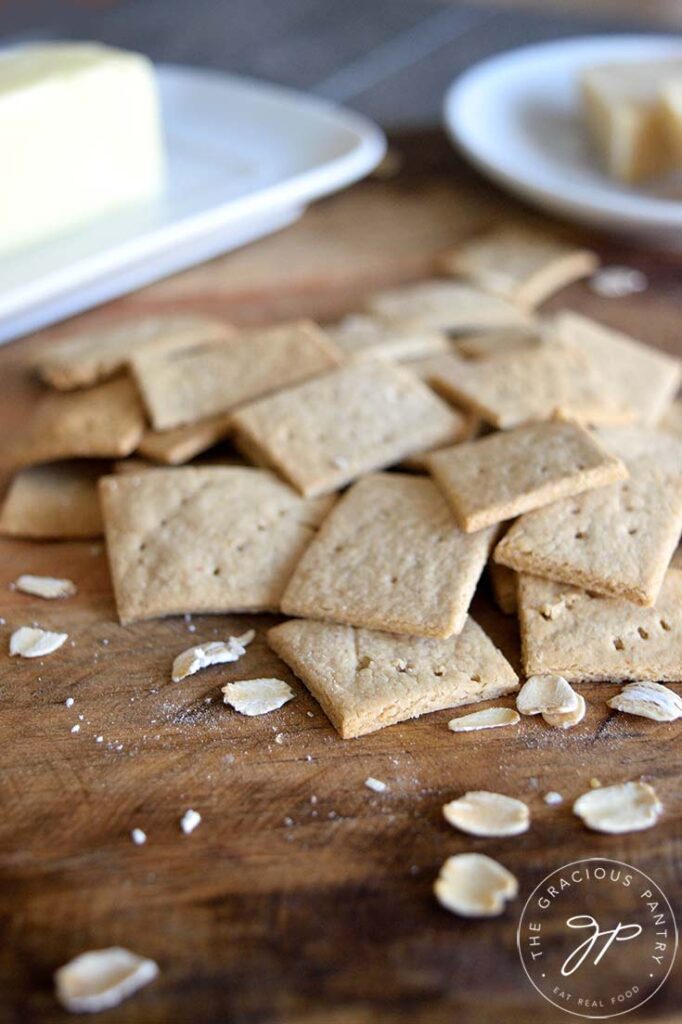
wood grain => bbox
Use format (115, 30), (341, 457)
(0, 133), (680, 1023)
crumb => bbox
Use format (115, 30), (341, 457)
(70, 724), (80, 733)
(65, 697), (74, 708)
(131, 828), (147, 846)
(365, 777), (387, 793)
(544, 791), (563, 806)
(180, 809), (201, 835)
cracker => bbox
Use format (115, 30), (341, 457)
(518, 570), (682, 682)
(37, 315), (231, 390)
(489, 562), (518, 616)
(0, 462), (103, 538)
(137, 413), (233, 465)
(131, 319), (340, 430)
(440, 224), (598, 309)
(550, 311), (681, 426)
(281, 474), (495, 637)
(99, 466), (334, 623)
(427, 421), (626, 532)
(427, 346), (632, 429)
(495, 456), (682, 606)
(2, 377), (146, 470)
(267, 615), (519, 738)
(364, 279), (533, 333)
(328, 314), (451, 362)
(230, 362), (467, 498)
(454, 327), (542, 360)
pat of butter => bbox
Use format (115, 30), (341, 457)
(660, 81), (682, 164)
(581, 60), (682, 184)
(0, 42), (165, 256)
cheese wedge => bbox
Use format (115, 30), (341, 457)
(0, 42), (164, 255)
(581, 60), (682, 183)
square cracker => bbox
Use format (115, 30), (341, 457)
(427, 345), (632, 430)
(327, 314), (451, 362)
(2, 377), (146, 470)
(0, 462), (103, 538)
(281, 473), (496, 637)
(494, 457), (682, 606)
(230, 361), (467, 498)
(364, 279), (533, 332)
(99, 466), (334, 623)
(427, 421), (627, 532)
(440, 224), (598, 309)
(131, 319), (340, 430)
(36, 315), (232, 390)
(518, 570), (682, 682)
(137, 413), (233, 465)
(550, 311), (681, 426)
(267, 616), (519, 738)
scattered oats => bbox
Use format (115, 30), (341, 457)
(516, 675), (578, 716)
(10, 626), (68, 658)
(543, 692), (586, 730)
(131, 828), (147, 846)
(71, 724), (80, 734)
(448, 707), (520, 732)
(442, 791), (530, 837)
(180, 809), (201, 835)
(589, 266), (648, 298)
(65, 697), (74, 708)
(365, 777), (387, 793)
(171, 633), (254, 682)
(13, 574), (77, 599)
(434, 853), (518, 918)
(222, 678), (294, 716)
(608, 681), (682, 722)
(544, 791), (563, 806)
(573, 781), (662, 834)
(55, 947), (159, 1013)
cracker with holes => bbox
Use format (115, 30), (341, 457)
(267, 616), (518, 738)
(328, 314), (451, 362)
(99, 467), (334, 623)
(427, 421), (626, 532)
(427, 346), (632, 430)
(495, 435), (682, 605)
(0, 462), (103, 538)
(281, 474), (495, 637)
(364, 279), (532, 332)
(36, 315), (232, 390)
(2, 378), (146, 470)
(550, 311), (681, 426)
(131, 319), (340, 430)
(440, 224), (598, 309)
(231, 362), (467, 498)
(137, 413), (234, 465)
(518, 570), (682, 681)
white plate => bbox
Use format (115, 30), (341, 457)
(444, 35), (682, 243)
(0, 64), (386, 344)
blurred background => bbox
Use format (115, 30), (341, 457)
(2, 0), (679, 129)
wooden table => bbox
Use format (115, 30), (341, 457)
(0, 133), (680, 1023)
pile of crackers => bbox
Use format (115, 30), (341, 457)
(4, 222), (682, 740)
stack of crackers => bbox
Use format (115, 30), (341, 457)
(4, 223), (682, 740)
